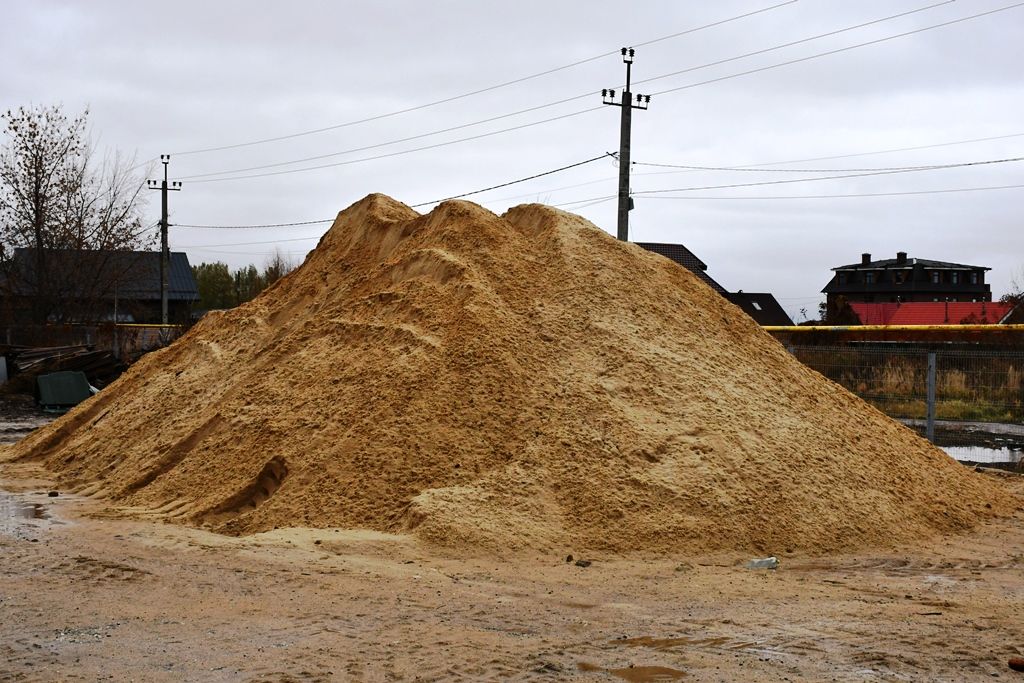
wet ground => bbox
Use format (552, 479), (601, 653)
(0, 394), (56, 446)
(1, 402), (1023, 681)
(0, 463), (1022, 682)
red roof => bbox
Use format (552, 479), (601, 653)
(849, 302), (1013, 325)
(849, 302), (900, 325)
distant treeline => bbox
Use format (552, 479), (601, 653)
(191, 252), (296, 311)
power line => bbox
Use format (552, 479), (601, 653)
(180, 0), (954, 182)
(187, 246), (311, 257)
(554, 195), (618, 208)
(177, 97), (600, 180)
(626, 131), (1024, 178)
(176, 236), (320, 248)
(170, 150), (1024, 234)
(639, 183), (1024, 200)
(173, 218), (333, 229)
(649, 1), (1024, 98)
(184, 108), (602, 184)
(174, 154), (611, 227)
(630, 159), (1022, 173)
(634, 0), (953, 90)
(178, 2), (1013, 186)
(171, 0), (798, 157)
(482, 131), (1024, 202)
(632, 156), (1024, 196)
(408, 154), (610, 207)
(483, 174), (619, 204)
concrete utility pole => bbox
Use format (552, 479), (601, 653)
(602, 47), (651, 242)
(147, 155), (182, 325)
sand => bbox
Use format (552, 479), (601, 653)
(4, 193), (1017, 552)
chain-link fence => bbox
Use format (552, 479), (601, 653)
(789, 344), (1024, 466)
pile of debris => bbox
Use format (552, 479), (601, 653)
(1, 344), (123, 393)
(6, 194), (1018, 554)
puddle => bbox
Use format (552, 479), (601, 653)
(942, 445), (1023, 467)
(616, 635), (731, 650)
(12, 502), (48, 519)
(578, 662), (686, 681)
(0, 490), (65, 538)
(0, 416), (58, 445)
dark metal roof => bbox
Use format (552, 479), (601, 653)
(725, 292), (794, 326)
(5, 248), (199, 301)
(833, 256), (990, 272)
(636, 242), (728, 295)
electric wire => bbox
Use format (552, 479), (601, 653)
(632, 0), (953, 90)
(177, 1), (1016, 184)
(638, 183), (1024, 200)
(632, 155), (1024, 196)
(493, 132), (1024, 201)
(408, 154), (610, 207)
(176, 97), (600, 180)
(173, 154), (611, 227)
(630, 132), (1024, 184)
(170, 0), (799, 156)
(179, 0), (956, 182)
(183, 108), (602, 184)
(630, 159), (1020, 173)
(170, 149), (1024, 233)
(173, 219), (333, 229)
(176, 236), (320, 248)
(648, 1), (1024, 98)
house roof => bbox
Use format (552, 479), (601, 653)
(849, 301), (1014, 325)
(834, 257), (989, 272)
(849, 302), (900, 325)
(725, 292), (794, 326)
(4, 248), (199, 302)
(636, 242), (728, 295)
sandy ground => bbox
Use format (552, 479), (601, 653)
(1, 461), (1022, 683)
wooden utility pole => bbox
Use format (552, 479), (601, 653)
(147, 155), (181, 325)
(602, 47), (651, 242)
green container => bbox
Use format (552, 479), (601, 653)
(37, 371), (93, 412)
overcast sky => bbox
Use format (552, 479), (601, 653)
(3, 0), (1023, 320)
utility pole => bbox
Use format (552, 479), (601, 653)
(147, 155), (182, 325)
(602, 47), (651, 242)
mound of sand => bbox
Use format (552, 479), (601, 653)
(6, 194), (1016, 553)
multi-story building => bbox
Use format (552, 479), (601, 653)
(822, 251), (992, 308)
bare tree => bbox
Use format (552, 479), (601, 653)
(1001, 267), (1024, 306)
(262, 248), (296, 287)
(0, 104), (152, 323)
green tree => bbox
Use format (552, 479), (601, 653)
(232, 264), (264, 305)
(191, 262), (235, 310)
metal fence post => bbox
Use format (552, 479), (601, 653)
(926, 351), (936, 443)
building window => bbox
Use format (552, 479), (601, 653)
(838, 272), (846, 285)
(952, 272), (960, 284)
(970, 272), (979, 284)
(931, 271), (940, 284)
(752, 302), (762, 311)
(865, 272), (875, 284)
(894, 271), (906, 284)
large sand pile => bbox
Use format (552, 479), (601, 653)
(6, 194), (1016, 553)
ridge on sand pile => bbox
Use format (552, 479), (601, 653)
(4, 194), (1017, 553)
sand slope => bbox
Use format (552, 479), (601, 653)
(7, 194), (1016, 552)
